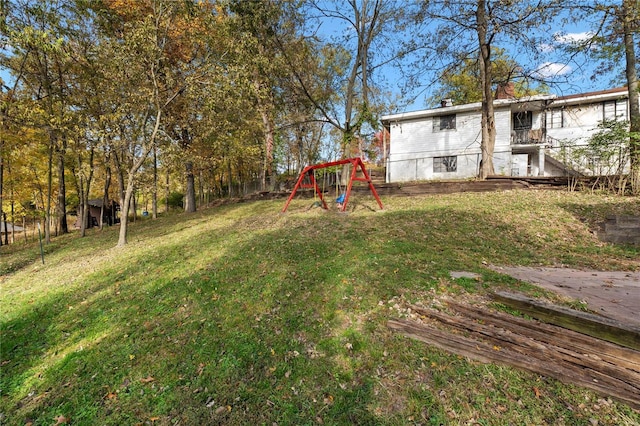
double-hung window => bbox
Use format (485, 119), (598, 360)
(603, 99), (628, 121)
(433, 114), (456, 131)
(433, 156), (457, 173)
(548, 108), (563, 128)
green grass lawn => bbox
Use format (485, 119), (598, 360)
(1, 190), (639, 425)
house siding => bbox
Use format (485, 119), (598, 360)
(547, 100), (629, 146)
(382, 88), (634, 183)
(387, 107), (514, 181)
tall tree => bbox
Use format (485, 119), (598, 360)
(560, 0), (640, 193)
(430, 48), (549, 106)
(226, 0), (300, 190)
(303, 0), (403, 157)
(414, 0), (562, 178)
(93, 0), (193, 246)
(2, 0), (79, 241)
(622, 0), (640, 194)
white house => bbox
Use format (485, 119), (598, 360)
(380, 86), (634, 183)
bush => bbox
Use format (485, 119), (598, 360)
(166, 192), (184, 209)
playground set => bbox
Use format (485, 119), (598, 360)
(281, 157), (384, 212)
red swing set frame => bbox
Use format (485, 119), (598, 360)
(281, 157), (384, 212)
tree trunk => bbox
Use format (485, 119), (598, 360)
(477, 0), (496, 179)
(0, 139), (4, 247)
(9, 198), (14, 244)
(45, 135), (54, 243)
(114, 151), (126, 219)
(101, 156), (111, 230)
(152, 145), (158, 218)
(165, 168), (170, 214)
(227, 159), (233, 198)
(2, 212), (7, 245)
(622, 0), (640, 194)
(261, 111), (275, 191)
(57, 137), (68, 234)
(81, 200), (89, 237)
(131, 190), (137, 223)
(78, 173), (87, 237)
(117, 178), (136, 247)
(184, 160), (196, 212)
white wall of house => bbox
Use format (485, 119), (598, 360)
(386, 105), (516, 182)
(546, 97), (629, 147)
(383, 88), (633, 183)
(545, 92), (632, 175)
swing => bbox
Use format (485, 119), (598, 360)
(309, 170), (323, 208)
(282, 157), (384, 213)
(335, 166), (346, 208)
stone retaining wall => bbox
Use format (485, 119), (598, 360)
(598, 215), (640, 246)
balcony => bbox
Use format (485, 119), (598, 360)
(512, 129), (544, 145)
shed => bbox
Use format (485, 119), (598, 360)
(75, 199), (120, 229)
(1, 222), (25, 234)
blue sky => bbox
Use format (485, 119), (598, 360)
(2, 2), (629, 114)
(372, 12), (625, 113)
(309, 0), (628, 113)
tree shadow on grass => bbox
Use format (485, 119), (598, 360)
(3, 202), (636, 425)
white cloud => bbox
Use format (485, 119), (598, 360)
(538, 31), (595, 53)
(534, 62), (573, 79)
(538, 43), (555, 53)
(553, 31), (595, 45)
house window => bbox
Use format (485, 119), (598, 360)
(433, 114), (456, 131)
(433, 156), (457, 172)
(512, 111), (533, 144)
(603, 99), (628, 121)
(513, 111), (532, 130)
(548, 108), (563, 128)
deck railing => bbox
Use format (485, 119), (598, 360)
(511, 129), (545, 145)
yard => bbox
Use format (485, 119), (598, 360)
(1, 190), (639, 425)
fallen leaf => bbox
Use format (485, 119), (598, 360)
(140, 376), (155, 383)
(197, 363), (205, 376)
(533, 387), (541, 398)
(105, 392), (117, 400)
(129, 354), (135, 360)
(54, 415), (70, 425)
(149, 417), (160, 422)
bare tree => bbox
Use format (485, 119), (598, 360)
(413, 0), (562, 178)
(560, 0), (639, 193)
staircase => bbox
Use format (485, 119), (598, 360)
(544, 154), (584, 177)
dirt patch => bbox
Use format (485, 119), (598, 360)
(490, 266), (640, 328)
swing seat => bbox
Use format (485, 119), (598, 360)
(336, 193), (346, 204)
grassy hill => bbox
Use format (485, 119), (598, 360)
(1, 190), (639, 425)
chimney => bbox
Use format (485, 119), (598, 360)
(495, 82), (515, 99)
(440, 98), (453, 107)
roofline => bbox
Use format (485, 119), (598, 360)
(381, 87), (630, 124)
(381, 94), (555, 123)
(549, 87), (628, 107)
